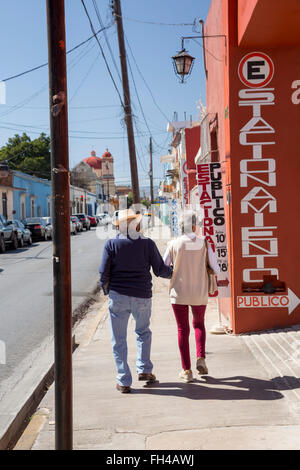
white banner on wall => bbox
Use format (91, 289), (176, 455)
(169, 198), (180, 238)
(180, 159), (189, 207)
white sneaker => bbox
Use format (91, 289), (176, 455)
(196, 357), (208, 375)
(179, 369), (194, 383)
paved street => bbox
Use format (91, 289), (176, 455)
(0, 226), (111, 402)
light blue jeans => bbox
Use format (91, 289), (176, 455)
(108, 290), (153, 387)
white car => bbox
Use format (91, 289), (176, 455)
(97, 213), (111, 226)
(70, 220), (77, 235)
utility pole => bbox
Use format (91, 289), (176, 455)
(46, 0), (72, 450)
(149, 137), (154, 205)
(112, 0), (140, 204)
(149, 137), (155, 227)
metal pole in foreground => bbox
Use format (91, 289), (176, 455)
(46, 0), (73, 450)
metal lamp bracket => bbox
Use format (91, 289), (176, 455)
(181, 33), (228, 75)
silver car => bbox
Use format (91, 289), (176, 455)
(70, 216), (83, 232)
(41, 217), (53, 239)
(7, 219), (32, 247)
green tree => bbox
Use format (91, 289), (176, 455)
(141, 199), (150, 208)
(0, 132), (51, 179)
(127, 191), (133, 208)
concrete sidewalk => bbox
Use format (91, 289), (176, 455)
(15, 220), (300, 450)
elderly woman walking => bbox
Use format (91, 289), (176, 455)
(164, 211), (220, 383)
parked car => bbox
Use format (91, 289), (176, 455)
(0, 215), (19, 250)
(6, 219), (32, 247)
(0, 225), (6, 253)
(73, 213), (91, 231)
(41, 217), (53, 239)
(70, 220), (77, 235)
(70, 215), (83, 232)
(87, 215), (98, 227)
(112, 211), (119, 230)
(22, 217), (52, 241)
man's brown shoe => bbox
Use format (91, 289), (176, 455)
(138, 373), (156, 383)
(116, 383), (131, 393)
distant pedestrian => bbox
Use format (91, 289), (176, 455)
(99, 208), (173, 393)
(164, 211), (220, 383)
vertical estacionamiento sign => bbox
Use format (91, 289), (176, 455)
(196, 163), (230, 300)
(235, 51), (300, 329)
(237, 52), (278, 286)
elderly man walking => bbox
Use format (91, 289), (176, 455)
(99, 209), (172, 393)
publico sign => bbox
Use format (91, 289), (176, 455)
(196, 162), (230, 298)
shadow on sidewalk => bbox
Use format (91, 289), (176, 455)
(131, 375), (300, 401)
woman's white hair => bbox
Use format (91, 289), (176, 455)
(179, 210), (202, 234)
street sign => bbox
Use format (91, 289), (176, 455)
(197, 162), (230, 299)
(238, 52), (274, 88)
(237, 289), (300, 315)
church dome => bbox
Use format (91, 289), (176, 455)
(83, 150), (102, 170)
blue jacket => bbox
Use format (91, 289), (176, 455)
(99, 233), (173, 298)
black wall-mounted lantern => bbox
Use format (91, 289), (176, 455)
(172, 48), (195, 83)
(172, 19), (227, 84)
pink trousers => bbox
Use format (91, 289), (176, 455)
(171, 304), (207, 371)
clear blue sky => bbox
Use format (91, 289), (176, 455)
(0, 0), (211, 189)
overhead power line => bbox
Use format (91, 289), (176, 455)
(80, 0), (124, 107)
(0, 23), (113, 83)
(113, 14), (197, 27)
(69, 50), (101, 102)
(92, 0), (122, 83)
(124, 34), (171, 123)
(124, 36), (169, 153)
(0, 40), (97, 119)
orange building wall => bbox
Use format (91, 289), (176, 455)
(238, 0), (259, 44)
(238, 0), (300, 47)
(205, 0), (300, 333)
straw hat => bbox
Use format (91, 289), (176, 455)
(115, 208), (142, 226)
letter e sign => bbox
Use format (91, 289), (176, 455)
(238, 52), (274, 88)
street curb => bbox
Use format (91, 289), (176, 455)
(11, 296), (109, 451)
(0, 336), (77, 451)
(0, 353), (55, 451)
(13, 408), (49, 451)
(79, 299), (109, 347)
(0, 281), (103, 450)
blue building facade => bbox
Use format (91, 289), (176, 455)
(12, 171), (52, 221)
(11, 171), (99, 221)
(86, 191), (97, 216)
